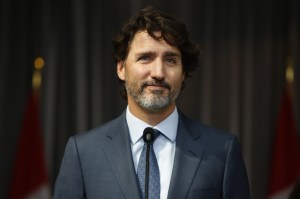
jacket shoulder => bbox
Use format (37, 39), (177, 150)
(179, 112), (236, 141)
(73, 111), (127, 147)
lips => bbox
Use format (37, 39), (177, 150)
(142, 81), (171, 90)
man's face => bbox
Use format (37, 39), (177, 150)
(117, 31), (185, 112)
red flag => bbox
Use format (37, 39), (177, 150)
(268, 88), (300, 199)
(9, 91), (50, 199)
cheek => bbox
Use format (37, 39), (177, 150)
(168, 70), (185, 83)
(128, 67), (150, 80)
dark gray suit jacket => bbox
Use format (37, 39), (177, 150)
(53, 111), (250, 199)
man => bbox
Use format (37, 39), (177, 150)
(53, 6), (250, 199)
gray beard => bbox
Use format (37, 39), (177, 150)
(127, 87), (180, 112)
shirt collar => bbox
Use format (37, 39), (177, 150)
(126, 106), (178, 144)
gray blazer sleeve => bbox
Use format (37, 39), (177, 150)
(223, 135), (250, 199)
(53, 137), (86, 199)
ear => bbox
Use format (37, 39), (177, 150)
(117, 61), (125, 81)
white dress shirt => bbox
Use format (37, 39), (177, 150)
(126, 106), (178, 199)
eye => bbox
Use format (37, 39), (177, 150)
(165, 57), (177, 64)
(138, 55), (152, 63)
(139, 56), (149, 61)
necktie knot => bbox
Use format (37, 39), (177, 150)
(152, 129), (161, 143)
(142, 128), (161, 145)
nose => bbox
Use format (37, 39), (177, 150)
(151, 59), (165, 80)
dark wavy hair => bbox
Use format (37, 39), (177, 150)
(112, 6), (201, 97)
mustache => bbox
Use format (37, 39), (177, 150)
(141, 80), (171, 90)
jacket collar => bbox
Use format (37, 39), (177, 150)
(167, 111), (204, 199)
(103, 111), (141, 199)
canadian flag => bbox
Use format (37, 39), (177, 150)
(9, 91), (51, 199)
(268, 88), (300, 199)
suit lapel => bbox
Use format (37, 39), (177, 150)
(103, 113), (141, 199)
(167, 113), (204, 199)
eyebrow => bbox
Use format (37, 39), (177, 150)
(164, 51), (181, 58)
(135, 51), (181, 58)
(135, 51), (155, 58)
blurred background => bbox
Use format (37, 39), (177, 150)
(1, 0), (299, 198)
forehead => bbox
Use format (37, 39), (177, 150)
(128, 31), (181, 55)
